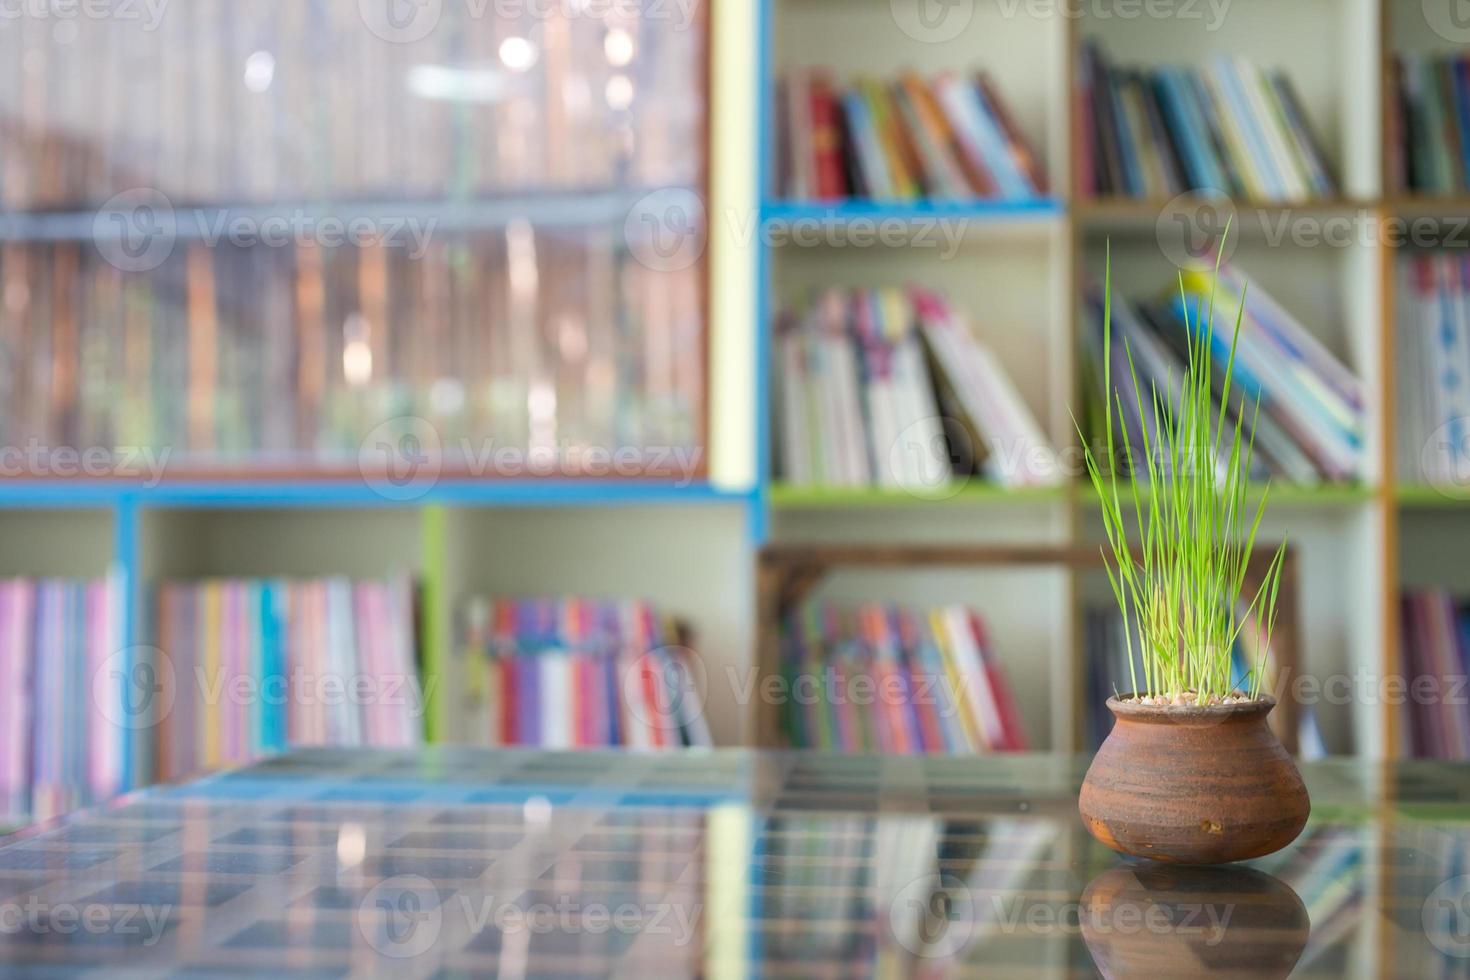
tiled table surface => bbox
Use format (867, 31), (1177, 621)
(0, 748), (1466, 978)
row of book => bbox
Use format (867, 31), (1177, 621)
(1076, 41), (1336, 201)
(1396, 252), (1470, 488)
(1399, 589), (1470, 760)
(0, 236), (702, 470)
(775, 287), (1058, 490)
(153, 577), (423, 782)
(778, 602), (1029, 754)
(0, 578), (126, 825)
(456, 596), (712, 749)
(776, 69), (1047, 201)
(755, 814), (1059, 967)
(1080, 264), (1365, 483)
(1083, 602), (1326, 759)
(1390, 53), (1470, 197)
(0, 1), (702, 209)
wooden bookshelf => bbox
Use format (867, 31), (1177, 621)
(752, 0), (1470, 775)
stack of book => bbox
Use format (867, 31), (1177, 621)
(0, 3), (702, 208)
(1076, 41), (1336, 201)
(1080, 265), (1365, 484)
(0, 578), (126, 824)
(457, 596), (712, 749)
(779, 601), (1028, 754)
(1389, 53), (1470, 197)
(775, 287), (1059, 489)
(776, 69), (1047, 201)
(1399, 589), (1470, 760)
(153, 576), (422, 782)
(1083, 603), (1325, 759)
(1395, 252), (1470, 487)
(0, 236), (702, 471)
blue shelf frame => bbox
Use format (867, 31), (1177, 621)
(760, 197), (1065, 225)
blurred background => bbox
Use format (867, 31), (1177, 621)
(2, 0), (1470, 833)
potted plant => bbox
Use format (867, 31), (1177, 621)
(1076, 241), (1309, 864)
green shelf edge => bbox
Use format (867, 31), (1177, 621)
(1395, 485), (1470, 508)
(1075, 482), (1375, 506)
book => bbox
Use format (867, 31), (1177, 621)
(1081, 265), (1365, 484)
(0, 5), (704, 208)
(779, 600), (1028, 754)
(0, 578), (126, 825)
(457, 596), (711, 750)
(776, 287), (1058, 491)
(1397, 251), (1470, 488)
(776, 69), (1044, 202)
(1077, 39), (1336, 202)
(1395, 52), (1470, 195)
(1399, 589), (1470, 760)
(153, 576), (423, 783)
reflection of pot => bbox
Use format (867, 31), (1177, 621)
(1081, 864), (1310, 980)
(1080, 695), (1309, 863)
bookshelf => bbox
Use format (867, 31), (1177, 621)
(748, 0), (1470, 766)
(5, 0), (1470, 830)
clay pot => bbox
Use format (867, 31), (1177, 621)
(1080, 864), (1310, 979)
(1079, 694), (1309, 864)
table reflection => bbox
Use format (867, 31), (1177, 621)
(0, 749), (1462, 978)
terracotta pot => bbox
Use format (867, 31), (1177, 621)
(1080, 864), (1310, 979)
(1079, 694), (1309, 864)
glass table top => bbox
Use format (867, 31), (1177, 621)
(0, 748), (1464, 978)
